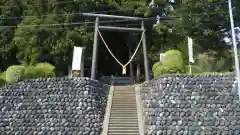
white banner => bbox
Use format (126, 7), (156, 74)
(72, 46), (83, 71)
(188, 37), (195, 63)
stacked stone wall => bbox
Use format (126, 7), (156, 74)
(140, 74), (240, 134)
(0, 77), (109, 135)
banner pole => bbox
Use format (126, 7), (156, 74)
(228, 0), (240, 100)
(189, 61), (192, 74)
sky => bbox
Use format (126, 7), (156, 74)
(224, 27), (240, 45)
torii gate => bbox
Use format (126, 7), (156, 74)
(82, 13), (151, 81)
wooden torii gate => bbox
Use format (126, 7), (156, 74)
(82, 13), (151, 81)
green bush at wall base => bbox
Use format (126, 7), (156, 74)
(35, 62), (55, 77)
(163, 50), (185, 73)
(0, 72), (7, 87)
(0, 78), (5, 87)
(152, 50), (185, 77)
(185, 65), (202, 74)
(23, 66), (45, 79)
(6, 65), (25, 84)
(0, 71), (6, 80)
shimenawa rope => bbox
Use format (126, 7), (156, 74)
(97, 29), (145, 75)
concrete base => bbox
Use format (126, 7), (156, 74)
(101, 86), (114, 135)
(135, 84), (145, 135)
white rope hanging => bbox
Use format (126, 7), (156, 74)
(97, 29), (145, 75)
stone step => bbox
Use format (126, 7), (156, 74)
(113, 96), (136, 98)
(108, 130), (139, 134)
(109, 119), (138, 122)
(112, 100), (136, 102)
(112, 100), (136, 103)
(111, 107), (136, 110)
(111, 107), (137, 110)
(110, 116), (138, 119)
(112, 98), (136, 100)
(114, 92), (135, 94)
(114, 88), (134, 90)
(110, 114), (137, 117)
(106, 86), (139, 135)
(111, 103), (137, 106)
(108, 123), (138, 127)
(113, 96), (135, 98)
(109, 120), (138, 124)
(108, 126), (139, 130)
(114, 91), (135, 93)
(113, 93), (135, 95)
(114, 91), (135, 94)
(114, 89), (134, 91)
(112, 103), (136, 105)
(111, 105), (136, 108)
(110, 111), (137, 114)
(111, 103), (136, 106)
(110, 115), (138, 120)
(113, 95), (135, 97)
(111, 107), (136, 109)
(110, 108), (136, 110)
(110, 109), (137, 112)
(108, 133), (139, 135)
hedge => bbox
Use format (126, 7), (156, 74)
(6, 65), (25, 84)
(35, 62), (55, 77)
(152, 50), (185, 77)
(0, 72), (6, 87)
(23, 66), (44, 79)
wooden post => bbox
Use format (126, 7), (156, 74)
(68, 65), (72, 77)
(128, 45), (134, 83)
(141, 21), (150, 81)
(80, 47), (85, 77)
(90, 17), (99, 80)
(136, 64), (141, 83)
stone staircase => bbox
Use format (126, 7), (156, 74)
(107, 86), (139, 135)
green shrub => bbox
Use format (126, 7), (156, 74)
(0, 72), (6, 87)
(6, 65), (25, 84)
(152, 50), (185, 77)
(196, 52), (231, 73)
(163, 50), (185, 73)
(23, 66), (44, 79)
(0, 78), (5, 87)
(0, 71), (6, 81)
(153, 64), (166, 77)
(185, 65), (201, 74)
(35, 62), (55, 77)
(152, 62), (161, 72)
(197, 53), (215, 72)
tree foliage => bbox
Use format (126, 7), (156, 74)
(0, 0), (239, 77)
